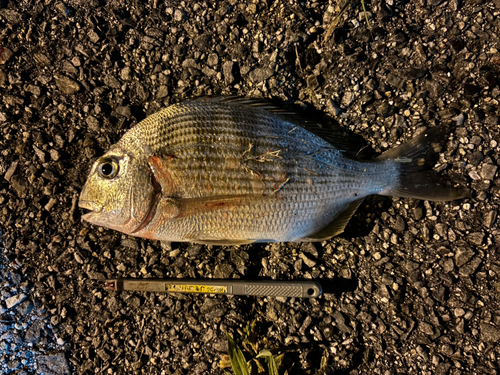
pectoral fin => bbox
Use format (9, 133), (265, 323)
(175, 194), (266, 218)
(132, 196), (180, 236)
(132, 194), (270, 241)
(302, 199), (363, 241)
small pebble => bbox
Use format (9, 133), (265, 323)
(157, 85), (169, 99)
(116, 264), (126, 271)
(468, 170), (481, 181)
(169, 249), (181, 257)
(483, 210), (497, 228)
(480, 164), (498, 180)
(299, 253), (317, 268)
(44, 198), (58, 211)
(115, 106), (132, 118)
(480, 322), (500, 343)
(5, 294), (27, 309)
(248, 66), (272, 84)
(341, 91), (355, 107)
(174, 9), (187, 22)
(455, 247), (475, 267)
(49, 149), (60, 161)
(223, 61), (238, 85)
(454, 308), (465, 318)
(0, 46), (13, 65)
(468, 232), (484, 246)
(54, 74), (80, 95)
(120, 67), (132, 81)
(4, 161), (18, 181)
(207, 53), (219, 67)
(74, 252), (83, 264)
(326, 99), (341, 116)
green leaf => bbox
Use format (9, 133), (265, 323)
(255, 349), (272, 359)
(361, 0), (372, 29)
(274, 353), (285, 369)
(227, 332), (250, 375)
(267, 355), (278, 375)
(243, 320), (259, 354)
(255, 350), (279, 375)
(315, 349), (329, 375)
(243, 321), (256, 341)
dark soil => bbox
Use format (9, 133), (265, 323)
(1, 0), (500, 374)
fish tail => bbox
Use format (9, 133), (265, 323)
(377, 127), (469, 201)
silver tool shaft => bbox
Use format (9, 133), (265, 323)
(105, 279), (322, 298)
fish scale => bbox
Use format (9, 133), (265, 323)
(130, 110), (364, 199)
(79, 97), (468, 243)
(132, 127), (380, 241)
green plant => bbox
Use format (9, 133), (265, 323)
(220, 321), (330, 375)
(225, 332), (250, 375)
(220, 321), (284, 375)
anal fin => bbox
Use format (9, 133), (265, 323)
(302, 199), (364, 242)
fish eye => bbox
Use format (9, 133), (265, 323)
(97, 158), (119, 179)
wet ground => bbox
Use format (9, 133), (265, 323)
(1, 0), (500, 374)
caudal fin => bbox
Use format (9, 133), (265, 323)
(377, 127), (469, 201)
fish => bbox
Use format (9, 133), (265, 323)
(78, 96), (468, 244)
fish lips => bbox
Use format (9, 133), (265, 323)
(78, 200), (103, 222)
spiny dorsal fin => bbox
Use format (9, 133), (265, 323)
(181, 96), (370, 158)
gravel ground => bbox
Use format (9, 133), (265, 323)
(1, 0), (500, 374)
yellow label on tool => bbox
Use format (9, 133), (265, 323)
(167, 284), (227, 294)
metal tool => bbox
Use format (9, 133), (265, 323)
(105, 278), (322, 298)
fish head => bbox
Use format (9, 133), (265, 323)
(79, 148), (158, 234)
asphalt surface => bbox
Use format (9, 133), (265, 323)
(1, 0), (500, 374)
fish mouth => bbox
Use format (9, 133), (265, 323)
(78, 200), (103, 221)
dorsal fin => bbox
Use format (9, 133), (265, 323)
(302, 199), (364, 242)
(180, 96), (371, 159)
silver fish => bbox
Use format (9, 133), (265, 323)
(78, 97), (468, 244)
